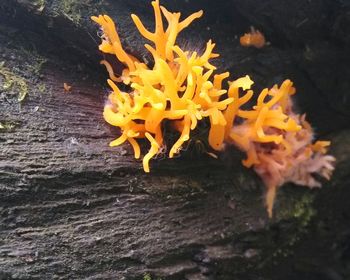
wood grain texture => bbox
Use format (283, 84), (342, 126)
(1, 0), (350, 279)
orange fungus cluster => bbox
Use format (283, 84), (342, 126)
(92, 0), (335, 216)
(239, 27), (266, 48)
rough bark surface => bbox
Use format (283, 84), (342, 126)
(0, 0), (350, 279)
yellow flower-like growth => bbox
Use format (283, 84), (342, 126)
(92, 0), (234, 172)
(92, 0), (335, 217)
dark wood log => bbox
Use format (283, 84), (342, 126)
(1, 0), (350, 279)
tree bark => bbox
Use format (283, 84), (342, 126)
(1, 0), (350, 279)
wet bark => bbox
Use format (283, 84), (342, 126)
(0, 0), (350, 279)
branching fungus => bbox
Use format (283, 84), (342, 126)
(92, 0), (335, 216)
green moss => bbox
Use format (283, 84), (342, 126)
(0, 46), (47, 101)
(54, 0), (106, 25)
(291, 193), (316, 227)
(0, 120), (18, 132)
(5, 0), (45, 13)
(61, 0), (82, 24)
(0, 62), (28, 102)
(37, 0), (46, 11)
(278, 192), (316, 227)
(268, 192), (316, 261)
(142, 273), (162, 280)
(37, 83), (46, 93)
(29, 0), (46, 13)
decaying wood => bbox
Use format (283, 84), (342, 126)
(1, 0), (350, 279)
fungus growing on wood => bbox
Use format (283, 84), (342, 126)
(92, 0), (335, 217)
(92, 0), (233, 172)
(226, 80), (335, 217)
(240, 27), (266, 48)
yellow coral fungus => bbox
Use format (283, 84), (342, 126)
(92, 0), (233, 172)
(92, 0), (335, 217)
